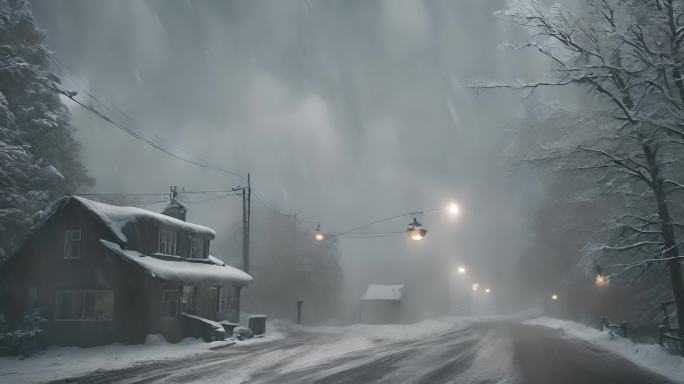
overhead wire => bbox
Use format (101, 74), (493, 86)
(48, 55), (220, 170)
(73, 189), (240, 196)
(183, 192), (242, 204)
(48, 56), (245, 181)
(337, 231), (405, 238)
(47, 55), (321, 224)
(47, 55), (436, 234)
(332, 211), (424, 236)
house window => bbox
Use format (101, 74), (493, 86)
(161, 290), (179, 318)
(55, 290), (114, 321)
(189, 237), (204, 259)
(158, 228), (177, 255)
(180, 285), (195, 314)
(218, 286), (231, 313)
(64, 230), (82, 259)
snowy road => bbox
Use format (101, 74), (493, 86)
(52, 320), (676, 384)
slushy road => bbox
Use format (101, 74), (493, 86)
(54, 320), (676, 384)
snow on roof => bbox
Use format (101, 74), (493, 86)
(361, 284), (404, 301)
(101, 240), (252, 286)
(180, 313), (224, 332)
(70, 196), (216, 243)
(208, 255), (226, 266)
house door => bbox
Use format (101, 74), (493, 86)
(199, 287), (218, 320)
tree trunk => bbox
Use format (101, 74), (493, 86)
(645, 141), (684, 337)
(655, 187), (684, 338)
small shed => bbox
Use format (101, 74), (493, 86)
(359, 284), (404, 324)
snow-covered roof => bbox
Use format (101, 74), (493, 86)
(101, 240), (252, 286)
(361, 284), (404, 301)
(180, 313), (224, 332)
(67, 196), (216, 243)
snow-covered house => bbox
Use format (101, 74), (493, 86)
(0, 196), (252, 346)
(359, 284), (405, 324)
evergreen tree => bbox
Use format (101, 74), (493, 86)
(0, 0), (91, 262)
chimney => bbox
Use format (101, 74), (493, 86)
(161, 186), (187, 221)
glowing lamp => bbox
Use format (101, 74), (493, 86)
(314, 224), (325, 241)
(595, 274), (608, 286)
(406, 217), (427, 240)
(447, 202), (460, 217)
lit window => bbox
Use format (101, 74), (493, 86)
(161, 290), (179, 318)
(189, 237), (205, 259)
(55, 290), (114, 321)
(180, 285), (195, 314)
(158, 229), (177, 255)
(64, 230), (82, 259)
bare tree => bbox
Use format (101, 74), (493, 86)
(482, 0), (684, 335)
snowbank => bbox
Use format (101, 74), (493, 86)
(0, 317), (456, 383)
(0, 336), (222, 384)
(525, 317), (684, 383)
(0, 321), (286, 384)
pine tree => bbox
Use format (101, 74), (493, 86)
(0, 0), (91, 262)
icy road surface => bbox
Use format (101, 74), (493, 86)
(52, 320), (676, 384)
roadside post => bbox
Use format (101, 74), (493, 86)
(297, 300), (303, 324)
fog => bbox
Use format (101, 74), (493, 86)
(30, 0), (566, 321)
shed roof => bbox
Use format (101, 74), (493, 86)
(101, 240), (252, 286)
(38, 196), (216, 244)
(361, 284), (404, 301)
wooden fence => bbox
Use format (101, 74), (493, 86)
(600, 316), (629, 338)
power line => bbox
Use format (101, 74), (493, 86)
(251, 190), (296, 217)
(183, 193), (242, 204)
(47, 55), (315, 223)
(48, 55), (221, 171)
(47, 56), (434, 233)
(338, 231), (405, 238)
(74, 189), (240, 196)
(66, 93), (245, 178)
(333, 211), (424, 236)
(338, 232), (406, 239)
(74, 192), (169, 197)
(47, 62), (245, 180)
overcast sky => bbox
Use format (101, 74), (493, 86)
(31, 0), (564, 310)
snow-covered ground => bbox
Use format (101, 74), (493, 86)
(277, 318), (458, 373)
(0, 325), (286, 384)
(526, 316), (684, 383)
(299, 317), (457, 341)
(0, 318), (457, 384)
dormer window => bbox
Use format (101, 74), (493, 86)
(158, 228), (177, 255)
(189, 237), (204, 259)
(64, 229), (82, 259)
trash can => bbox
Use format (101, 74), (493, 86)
(248, 315), (267, 336)
(220, 321), (239, 337)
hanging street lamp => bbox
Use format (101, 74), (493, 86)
(406, 217), (428, 240)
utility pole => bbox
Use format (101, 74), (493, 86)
(230, 174), (251, 323)
(233, 173), (251, 274)
(245, 173), (251, 274)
